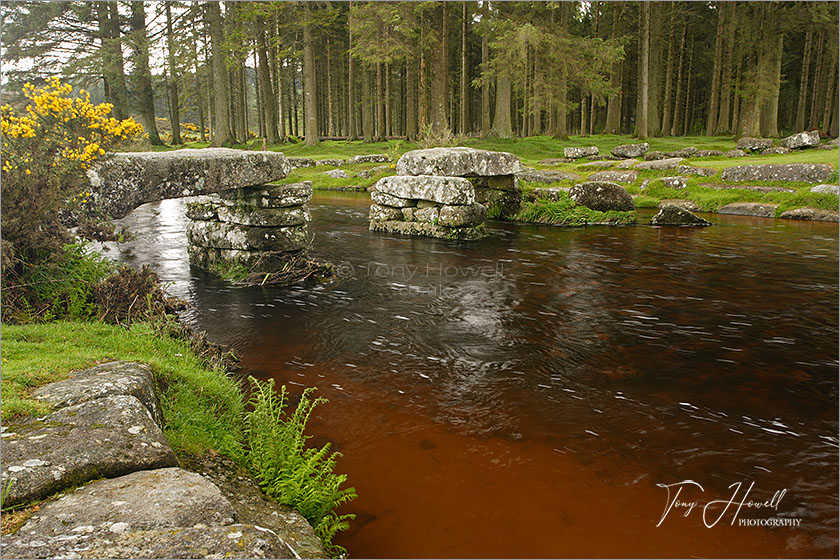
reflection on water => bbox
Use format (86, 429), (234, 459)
(107, 193), (839, 558)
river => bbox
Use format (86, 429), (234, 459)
(106, 192), (838, 558)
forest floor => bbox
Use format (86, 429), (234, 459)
(156, 135), (840, 217)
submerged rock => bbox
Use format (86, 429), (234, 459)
(610, 142), (649, 158)
(779, 207), (839, 222)
(720, 163), (833, 183)
(370, 220), (484, 240)
(569, 181), (634, 212)
(1, 395), (177, 508)
(87, 149), (292, 219)
(717, 202), (779, 217)
(649, 205), (712, 227)
(374, 175), (475, 205)
(396, 147), (521, 177)
(780, 130), (821, 149)
(563, 146), (599, 159)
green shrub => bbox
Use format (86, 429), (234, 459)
(238, 377), (356, 557)
(516, 192), (636, 225)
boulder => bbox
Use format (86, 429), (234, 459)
(643, 151), (668, 161)
(649, 205), (712, 227)
(1, 395), (177, 508)
(610, 142), (650, 158)
(370, 191), (417, 208)
(615, 160), (638, 169)
(779, 207), (839, 222)
(217, 204), (310, 227)
(635, 157), (684, 170)
(288, 157), (316, 168)
(717, 202), (778, 218)
(720, 163), (833, 183)
(678, 165), (717, 177)
(369, 204), (405, 222)
(563, 146), (599, 159)
(186, 221), (308, 252)
(664, 147), (697, 158)
(396, 147), (521, 177)
(369, 220), (484, 240)
(588, 170), (639, 184)
(815, 142), (836, 150)
(87, 149), (292, 219)
(356, 170), (372, 179)
(725, 149), (747, 158)
(524, 187), (570, 203)
(220, 181), (312, 209)
(569, 181), (635, 212)
(655, 176), (689, 189)
(32, 362), (162, 427)
(658, 199), (701, 212)
(516, 170), (580, 184)
(315, 158), (346, 166)
(699, 183), (794, 193)
(780, 130), (821, 149)
(469, 174), (519, 190)
(810, 184), (840, 195)
(438, 203), (487, 227)
(537, 158), (574, 165)
(760, 146), (792, 155)
(324, 169), (350, 179)
(579, 161), (615, 168)
(694, 150), (723, 157)
(347, 154), (390, 164)
(374, 175), (475, 205)
(736, 137), (773, 151)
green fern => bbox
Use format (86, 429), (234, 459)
(240, 377), (356, 557)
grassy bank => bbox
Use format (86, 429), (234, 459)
(516, 190), (636, 226)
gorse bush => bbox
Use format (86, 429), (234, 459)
(238, 377), (356, 557)
(1, 77), (143, 270)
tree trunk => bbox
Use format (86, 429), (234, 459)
(491, 76), (513, 137)
(682, 34), (694, 135)
(635, 1), (650, 138)
(660, 2), (675, 136)
(822, 39), (837, 135)
(362, 66), (374, 142)
(192, 13), (207, 143)
(604, 2), (624, 134)
(731, 60), (742, 133)
(127, 1), (162, 145)
(347, 5), (358, 141)
(670, 23), (686, 137)
(165, 3), (182, 144)
(715, 1), (736, 135)
(480, 32), (491, 135)
(760, 34), (783, 137)
(303, 15), (319, 147)
(795, 31), (813, 132)
(256, 16), (278, 143)
(808, 31), (826, 130)
(327, 37), (336, 137)
(647, 1), (661, 136)
(207, 2), (231, 146)
(375, 63), (385, 140)
(97, 2), (129, 121)
(405, 56), (418, 139)
(429, 3), (449, 134)
(705, 1), (725, 135)
(460, 1), (469, 135)
(385, 62), (392, 137)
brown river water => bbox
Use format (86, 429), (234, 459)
(107, 192), (838, 558)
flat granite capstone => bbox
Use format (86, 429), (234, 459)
(374, 175), (475, 205)
(87, 148), (292, 219)
(219, 181), (313, 209)
(396, 147), (522, 177)
(1, 395), (177, 508)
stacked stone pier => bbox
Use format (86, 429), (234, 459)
(186, 181), (313, 274)
(369, 147), (523, 240)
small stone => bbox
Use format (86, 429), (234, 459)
(324, 169), (350, 179)
(656, 176), (689, 190)
(109, 522), (130, 534)
(664, 147), (697, 158)
(736, 137), (772, 151)
(610, 142), (650, 158)
(760, 146), (792, 155)
(643, 151), (668, 161)
(186, 221), (308, 252)
(537, 158), (574, 165)
(694, 150), (723, 157)
(414, 206), (440, 223)
(288, 157), (315, 168)
(649, 205), (712, 227)
(635, 157), (684, 170)
(357, 170), (373, 179)
(438, 203), (487, 227)
(724, 149), (747, 158)
(369, 204), (404, 222)
(563, 146), (599, 158)
(347, 154), (390, 164)
(315, 158), (346, 166)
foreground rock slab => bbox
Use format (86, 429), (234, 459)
(650, 205), (712, 227)
(720, 163), (833, 183)
(32, 361), (162, 427)
(779, 207), (839, 222)
(186, 220), (308, 252)
(717, 202), (779, 218)
(370, 219), (484, 240)
(88, 148), (292, 218)
(396, 147), (521, 177)
(569, 181), (635, 212)
(1, 395), (176, 507)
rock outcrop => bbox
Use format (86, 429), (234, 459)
(569, 181), (635, 212)
(654, 176), (689, 189)
(779, 207), (839, 222)
(87, 149), (292, 219)
(611, 142), (650, 158)
(649, 205), (712, 227)
(780, 130), (820, 149)
(720, 163), (833, 183)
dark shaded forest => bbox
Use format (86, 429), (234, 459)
(2, 1), (838, 147)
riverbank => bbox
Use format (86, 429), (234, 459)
(0, 320), (338, 557)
